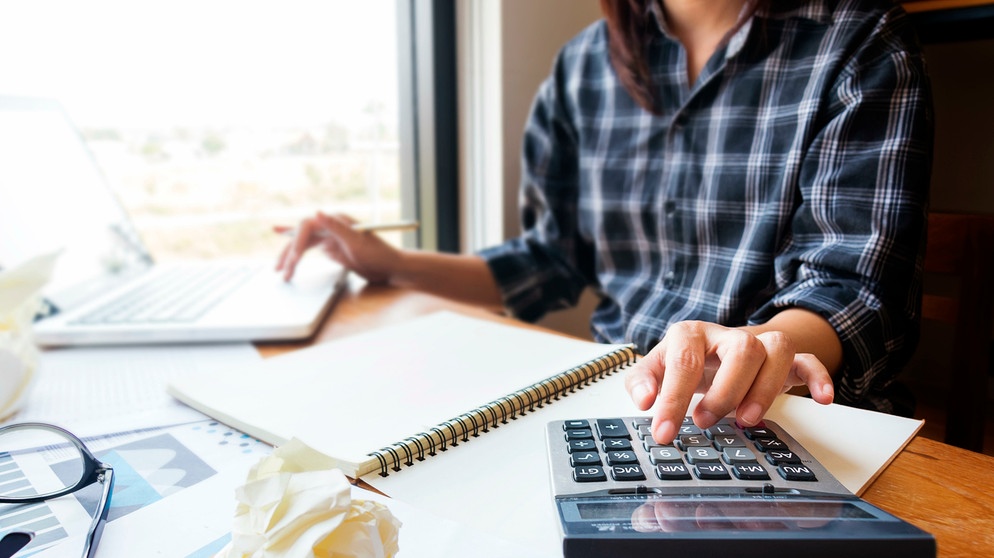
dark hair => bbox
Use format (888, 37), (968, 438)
(599, 0), (659, 113)
(600, 0), (767, 113)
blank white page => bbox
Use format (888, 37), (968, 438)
(168, 311), (631, 474)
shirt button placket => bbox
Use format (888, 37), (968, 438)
(662, 109), (685, 293)
(663, 269), (676, 289)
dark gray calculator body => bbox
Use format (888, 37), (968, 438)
(546, 416), (934, 557)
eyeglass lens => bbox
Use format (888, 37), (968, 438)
(0, 427), (87, 500)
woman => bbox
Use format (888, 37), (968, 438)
(276, 0), (932, 445)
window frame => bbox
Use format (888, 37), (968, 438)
(398, 0), (460, 253)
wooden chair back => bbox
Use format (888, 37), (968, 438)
(921, 211), (994, 451)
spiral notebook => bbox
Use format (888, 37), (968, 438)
(168, 310), (924, 554)
(167, 311), (636, 478)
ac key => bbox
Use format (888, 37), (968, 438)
(766, 450), (802, 465)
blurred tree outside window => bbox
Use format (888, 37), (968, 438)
(0, 0), (405, 261)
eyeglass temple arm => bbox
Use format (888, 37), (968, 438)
(81, 467), (114, 558)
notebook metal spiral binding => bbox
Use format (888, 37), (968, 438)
(402, 436), (426, 463)
(428, 426), (447, 453)
(480, 403), (500, 430)
(368, 345), (637, 477)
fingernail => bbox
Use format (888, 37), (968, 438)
(822, 382), (834, 401)
(653, 420), (675, 444)
(697, 410), (718, 428)
(631, 383), (652, 407)
(741, 402), (763, 425)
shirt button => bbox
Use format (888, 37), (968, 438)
(664, 201), (677, 216)
(663, 270), (676, 288)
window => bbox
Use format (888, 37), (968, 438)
(0, 0), (418, 261)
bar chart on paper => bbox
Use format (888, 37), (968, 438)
(0, 420), (271, 558)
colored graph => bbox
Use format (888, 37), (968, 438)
(0, 420), (269, 557)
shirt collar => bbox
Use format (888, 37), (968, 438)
(754, 0), (834, 25)
(647, 1), (834, 61)
(647, 1), (669, 36)
(647, 0), (761, 59)
(649, 0), (834, 34)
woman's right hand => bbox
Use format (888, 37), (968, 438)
(274, 211), (403, 283)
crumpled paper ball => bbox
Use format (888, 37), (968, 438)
(215, 438), (401, 558)
(0, 252), (58, 420)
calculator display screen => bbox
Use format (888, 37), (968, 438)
(557, 494), (935, 556)
(559, 494), (902, 536)
(575, 499), (872, 531)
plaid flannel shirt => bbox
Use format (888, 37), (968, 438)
(479, 0), (933, 413)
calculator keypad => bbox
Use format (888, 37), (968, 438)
(550, 416), (845, 495)
(548, 417), (935, 558)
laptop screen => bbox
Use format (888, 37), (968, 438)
(0, 96), (151, 306)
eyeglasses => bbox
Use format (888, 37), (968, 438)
(0, 423), (114, 558)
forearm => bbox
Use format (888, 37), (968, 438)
(739, 308), (843, 377)
(390, 251), (505, 312)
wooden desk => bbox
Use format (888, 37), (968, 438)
(259, 279), (994, 557)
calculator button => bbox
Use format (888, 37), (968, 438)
(570, 452), (601, 466)
(765, 450), (802, 465)
(603, 438), (633, 451)
(712, 435), (745, 450)
(611, 465), (646, 481)
(685, 447), (721, 463)
(573, 466), (607, 482)
(704, 423), (736, 438)
(565, 429), (593, 441)
(721, 447), (758, 464)
(632, 418), (651, 427)
(732, 463), (771, 480)
(754, 438), (788, 452)
(636, 425), (653, 439)
(643, 440), (671, 452)
(649, 447), (683, 463)
(743, 426), (776, 440)
(694, 463), (731, 480)
(655, 463), (692, 480)
(676, 435), (710, 450)
(563, 420), (590, 430)
(677, 424), (703, 436)
(606, 451), (640, 465)
(567, 440), (597, 453)
(596, 419), (630, 439)
(778, 464), (817, 481)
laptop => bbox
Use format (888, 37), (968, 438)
(0, 95), (347, 347)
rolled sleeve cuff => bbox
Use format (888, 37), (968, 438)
(478, 240), (551, 322)
(478, 239), (584, 322)
(750, 279), (902, 411)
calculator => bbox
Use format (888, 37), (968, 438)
(546, 416), (935, 557)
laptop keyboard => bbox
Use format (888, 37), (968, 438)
(71, 264), (258, 325)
